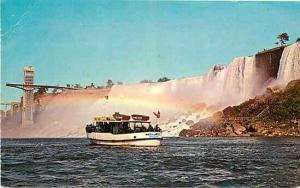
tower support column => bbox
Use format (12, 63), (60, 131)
(21, 66), (34, 127)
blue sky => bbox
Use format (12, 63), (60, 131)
(1, 1), (300, 103)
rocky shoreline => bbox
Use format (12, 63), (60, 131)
(179, 119), (300, 137)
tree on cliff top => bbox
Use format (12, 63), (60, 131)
(276, 33), (289, 45)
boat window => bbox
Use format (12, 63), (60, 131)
(135, 122), (142, 127)
(99, 122), (112, 133)
(123, 122), (129, 130)
(112, 123), (119, 134)
(129, 122), (135, 130)
(142, 122), (150, 128)
(88, 121), (159, 134)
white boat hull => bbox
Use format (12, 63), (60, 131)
(87, 132), (162, 147)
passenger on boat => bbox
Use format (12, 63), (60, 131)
(118, 124), (124, 134)
(154, 124), (161, 132)
(127, 126), (133, 133)
(134, 127), (141, 133)
(148, 124), (154, 131)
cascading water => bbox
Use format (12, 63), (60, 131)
(109, 56), (257, 110)
(277, 42), (300, 85)
(222, 56), (257, 104)
(108, 55), (261, 136)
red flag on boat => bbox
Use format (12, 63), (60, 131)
(153, 110), (160, 119)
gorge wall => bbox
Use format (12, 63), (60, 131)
(255, 46), (285, 86)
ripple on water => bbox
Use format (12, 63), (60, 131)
(1, 137), (300, 187)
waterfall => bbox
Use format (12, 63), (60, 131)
(109, 55), (258, 111)
(277, 42), (300, 85)
(222, 56), (256, 104)
(109, 56), (260, 136)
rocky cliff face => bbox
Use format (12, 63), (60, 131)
(180, 79), (300, 137)
(255, 46), (285, 86)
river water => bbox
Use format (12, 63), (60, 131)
(1, 137), (300, 187)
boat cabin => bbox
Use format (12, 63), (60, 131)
(86, 113), (161, 134)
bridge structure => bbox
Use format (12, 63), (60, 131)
(6, 83), (79, 91)
(5, 66), (79, 127)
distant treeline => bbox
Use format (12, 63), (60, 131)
(61, 76), (172, 91)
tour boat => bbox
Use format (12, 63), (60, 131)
(85, 113), (162, 147)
